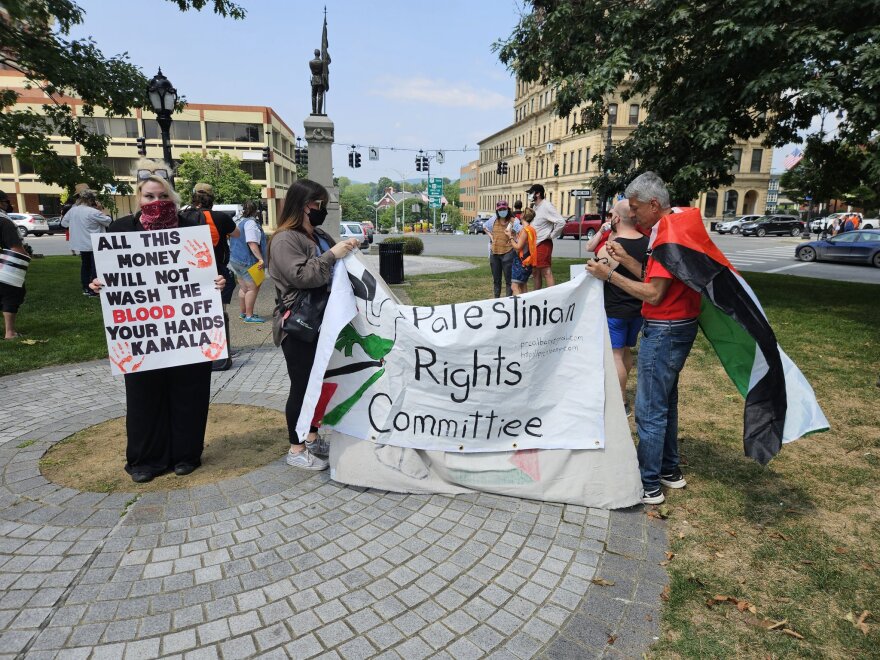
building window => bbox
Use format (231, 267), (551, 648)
(731, 148), (742, 173)
(704, 191), (718, 217)
(170, 121), (202, 141)
(585, 148), (591, 171)
(206, 122), (264, 143)
(608, 103), (618, 125)
(750, 149), (763, 173)
(723, 190), (738, 216)
(239, 160), (266, 180)
(0, 154), (13, 174)
(109, 118), (139, 139)
(629, 104), (639, 125)
(562, 153), (567, 175)
(79, 117), (110, 136)
(105, 157), (138, 177)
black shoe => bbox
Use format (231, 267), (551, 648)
(83, 290), (99, 298)
(659, 469), (687, 489)
(211, 358), (232, 372)
(174, 463), (198, 476)
(131, 471), (154, 483)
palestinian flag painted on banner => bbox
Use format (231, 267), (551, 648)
(649, 207), (829, 464)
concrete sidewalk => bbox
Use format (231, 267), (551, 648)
(0, 256), (668, 659)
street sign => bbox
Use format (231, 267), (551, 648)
(804, 195), (812, 201)
(427, 178), (443, 195)
(436, 151), (445, 164)
(570, 189), (592, 198)
(368, 147), (379, 161)
(440, 213), (448, 222)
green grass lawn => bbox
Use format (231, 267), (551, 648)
(406, 257), (880, 659)
(4, 253), (880, 657)
(0, 256), (108, 376)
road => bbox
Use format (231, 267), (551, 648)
(27, 231), (880, 285)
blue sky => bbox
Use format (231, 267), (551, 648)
(71, 0), (525, 185)
(71, 1), (809, 183)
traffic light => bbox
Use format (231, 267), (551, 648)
(496, 162), (502, 175)
(348, 151), (355, 168)
(136, 137), (146, 156)
(553, 164), (559, 176)
(415, 155), (423, 172)
(262, 147), (271, 163)
(422, 156), (429, 171)
(354, 152), (362, 168)
(501, 161), (509, 175)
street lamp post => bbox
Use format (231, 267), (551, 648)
(147, 69), (177, 170)
(599, 119), (613, 221)
(389, 168), (407, 233)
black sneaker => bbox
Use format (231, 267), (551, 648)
(624, 402), (632, 417)
(660, 470), (687, 489)
(131, 471), (154, 483)
(642, 488), (665, 505)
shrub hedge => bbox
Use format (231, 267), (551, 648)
(382, 236), (424, 255)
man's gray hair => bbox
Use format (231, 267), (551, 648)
(625, 171), (670, 209)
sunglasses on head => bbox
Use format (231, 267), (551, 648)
(136, 169), (170, 181)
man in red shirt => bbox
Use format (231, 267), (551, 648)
(586, 172), (700, 505)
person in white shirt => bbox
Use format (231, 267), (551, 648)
(525, 183), (565, 289)
(61, 189), (112, 297)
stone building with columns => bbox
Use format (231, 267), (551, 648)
(477, 79), (773, 225)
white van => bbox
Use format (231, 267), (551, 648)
(210, 204), (243, 220)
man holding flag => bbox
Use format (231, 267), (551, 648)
(587, 172), (827, 505)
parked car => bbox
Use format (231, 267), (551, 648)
(795, 229), (880, 268)
(740, 215), (804, 237)
(8, 212), (49, 238)
(340, 221), (369, 249)
(468, 219), (485, 235)
(861, 218), (879, 230)
(45, 215), (65, 234)
(810, 212), (867, 232)
(439, 223), (454, 233)
(361, 220), (375, 244)
(561, 213), (602, 240)
(716, 215), (762, 235)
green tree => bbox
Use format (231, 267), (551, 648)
(376, 176), (394, 198)
(496, 1), (880, 202)
(339, 187), (374, 223)
(175, 151), (260, 204)
(779, 137), (864, 209)
(0, 0), (244, 195)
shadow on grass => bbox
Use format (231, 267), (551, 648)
(679, 434), (817, 525)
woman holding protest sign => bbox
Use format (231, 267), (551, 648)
(268, 179), (359, 471)
(89, 166), (227, 483)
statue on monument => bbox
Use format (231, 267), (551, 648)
(310, 11), (331, 116)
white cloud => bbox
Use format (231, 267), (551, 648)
(370, 76), (509, 111)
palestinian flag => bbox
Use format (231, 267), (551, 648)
(650, 207), (828, 464)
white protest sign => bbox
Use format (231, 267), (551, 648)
(92, 225), (227, 376)
(298, 258), (606, 453)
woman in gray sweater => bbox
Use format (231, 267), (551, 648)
(268, 180), (358, 470)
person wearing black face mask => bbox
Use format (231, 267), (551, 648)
(268, 179), (358, 471)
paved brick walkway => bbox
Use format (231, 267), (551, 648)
(1, 348), (667, 659)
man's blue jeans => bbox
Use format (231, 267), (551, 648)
(635, 319), (698, 492)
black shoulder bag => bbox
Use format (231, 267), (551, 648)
(279, 286), (330, 343)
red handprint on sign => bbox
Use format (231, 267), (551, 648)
(184, 239), (213, 268)
(201, 329), (226, 360)
(109, 342), (145, 373)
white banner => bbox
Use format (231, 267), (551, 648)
(92, 226), (227, 376)
(297, 256), (606, 453)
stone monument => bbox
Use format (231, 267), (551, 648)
(303, 9), (340, 239)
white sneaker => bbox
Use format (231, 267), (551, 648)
(642, 488), (665, 505)
(305, 435), (330, 458)
(286, 448), (328, 471)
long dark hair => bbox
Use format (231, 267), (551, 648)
(275, 179), (329, 234)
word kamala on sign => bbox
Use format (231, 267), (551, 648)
(92, 226), (227, 375)
(297, 256), (607, 453)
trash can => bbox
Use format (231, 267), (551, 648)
(379, 241), (404, 284)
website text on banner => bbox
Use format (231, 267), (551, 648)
(297, 256), (607, 453)
(91, 225), (227, 376)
